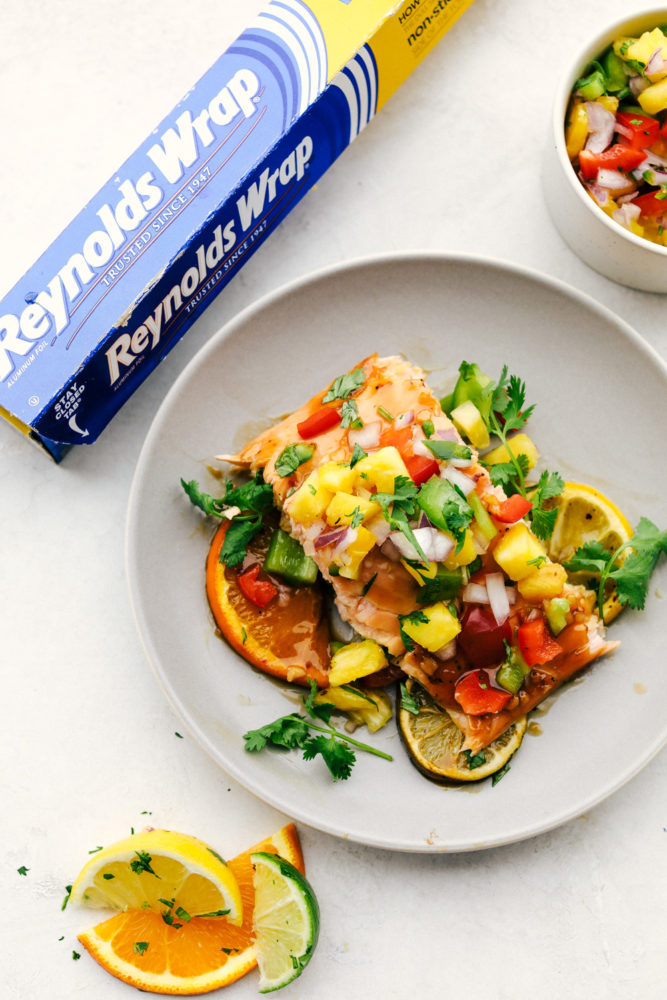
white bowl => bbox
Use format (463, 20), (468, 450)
(543, 8), (667, 292)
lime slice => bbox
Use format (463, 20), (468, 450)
(251, 851), (319, 993)
(398, 679), (526, 782)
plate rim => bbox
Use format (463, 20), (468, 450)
(125, 250), (667, 853)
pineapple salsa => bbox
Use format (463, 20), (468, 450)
(566, 25), (667, 245)
(183, 356), (666, 783)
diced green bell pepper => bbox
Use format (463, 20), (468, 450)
(441, 361), (493, 423)
(545, 597), (570, 636)
(496, 646), (531, 694)
(263, 528), (318, 586)
(575, 62), (606, 100)
(467, 490), (498, 542)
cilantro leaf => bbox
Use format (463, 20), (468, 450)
(529, 470), (565, 541)
(275, 443), (314, 478)
(322, 368), (365, 403)
(399, 682), (420, 715)
(221, 475), (274, 514)
(302, 735), (356, 781)
(243, 714), (311, 752)
(463, 749), (486, 770)
(219, 516), (263, 568)
(486, 457), (530, 496)
(181, 479), (228, 518)
(350, 443), (367, 467)
(563, 540), (609, 576)
(398, 610), (428, 652)
(424, 440), (472, 462)
(340, 399), (363, 429)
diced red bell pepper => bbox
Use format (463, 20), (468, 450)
(632, 190), (667, 217)
(454, 670), (512, 716)
(493, 494), (533, 524)
(297, 405), (342, 439)
(403, 453), (439, 486)
(578, 144), (647, 179)
(616, 111), (661, 150)
(517, 617), (563, 667)
(237, 563), (278, 609)
(378, 426), (413, 455)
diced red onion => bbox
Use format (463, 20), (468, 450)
(413, 438), (433, 458)
(615, 121), (634, 142)
(506, 586), (517, 605)
(613, 202), (642, 229)
(617, 191), (638, 204)
(596, 168), (635, 191)
(462, 581), (489, 604)
(630, 75), (649, 97)
(646, 47), (666, 77)
(585, 182), (612, 207)
(432, 639), (457, 662)
(367, 515), (391, 546)
(348, 421), (381, 451)
(418, 511), (433, 529)
(441, 467), (476, 495)
(315, 527), (350, 550)
(486, 572), (510, 626)
(584, 101), (615, 153)
(643, 149), (667, 167)
(394, 410), (414, 430)
(436, 427), (458, 441)
(388, 527), (454, 563)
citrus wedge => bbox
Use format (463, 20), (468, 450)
(206, 523), (330, 686)
(546, 481), (633, 623)
(77, 823), (305, 995)
(398, 679), (526, 782)
(251, 852), (319, 993)
(70, 829), (242, 923)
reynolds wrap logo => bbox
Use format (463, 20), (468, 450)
(0, 68), (260, 383)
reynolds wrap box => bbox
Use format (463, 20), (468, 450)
(0, 0), (474, 460)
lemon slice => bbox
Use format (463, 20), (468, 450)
(398, 680), (526, 782)
(251, 852), (319, 993)
(546, 481), (633, 623)
(70, 829), (243, 925)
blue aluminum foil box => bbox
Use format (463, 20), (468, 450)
(0, 0), (473, 459)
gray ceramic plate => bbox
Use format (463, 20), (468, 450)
(126, 252), (667, 852)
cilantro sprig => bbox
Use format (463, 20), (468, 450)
(181, 473), (275, 568)
(564, 517), (667, 622)
(243, 680), (392, 780)
(372, 476), (427, 561)
(322, 368), (365, 403)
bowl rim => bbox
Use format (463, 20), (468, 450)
(552, 6), (667, 259)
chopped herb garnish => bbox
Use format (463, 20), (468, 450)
(340, 399), (363, 429)
(72, 951), (81, 961)
(241, 626), (248, 645)
(424, 439), (472, 462)
(492, 763), (511, 785)
(422, 420), (434, 439)
(350, 443), (367, 467)
(133, 941), (149, 955)
(399, 682), (420, 715)
(221, 947), (239, 954)
(243, 680), (392, 780)
(361, 573), (377, 596)
(377, 405), (394, 422)
(130, 851), (159, 877)
(199, 908), (231, 917)
(322, 368), (365, 403)
(527, 555), (547, 568)
(175, 732), (183, 738)
(88, 846), (103, 854)
(349, 506), (365, 529)
(463, 749), (487, 770)
(102, 873), (115, 880)
(175, 906), (191, 923)
(398, 610), (429, 652)
(564, 517), (667, 622)
(17, 865), (29, 876)
(275, 443), (314, 478)
(61, 885), (72, 911)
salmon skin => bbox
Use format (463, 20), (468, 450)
(221, 354), (619, 751)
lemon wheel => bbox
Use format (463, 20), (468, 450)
(546, 481), (633, 623)
(398, 680), (526, 783)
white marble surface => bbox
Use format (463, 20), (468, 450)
(2, 2), (666, 998)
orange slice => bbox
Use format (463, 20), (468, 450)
(77, 823), (304, 995)
(206, 523), (330, 686)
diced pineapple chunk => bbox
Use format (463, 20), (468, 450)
(338, 525), (377, 579)
(493, 522), (546, 581)
(443, 529), (477, 569)
(621, 28), (667, 72)
(565, 100), (589, 158)
(284, 470), (333, 525)
(483, 433), (539, 470)
(354, 446), (409, 493)
(450, 400), (490, 449)
(348, 688), (393, 733)
(318, 461), (356, 494)
(517, 562), (567, 602)
(401, 602), (461, 653)
(327, 639), (387, 686)
(313, 685), (372, 712)
(639, 77), (667, 115)
(325, 491), (379, 527)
